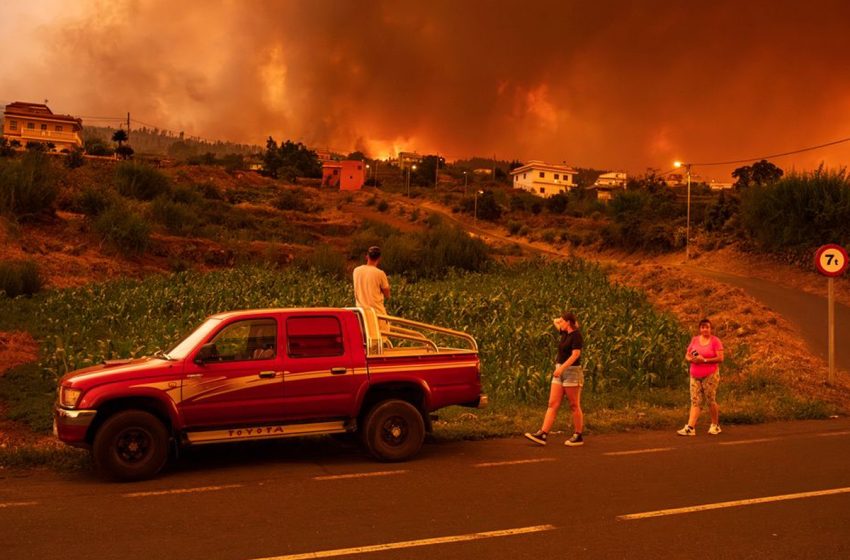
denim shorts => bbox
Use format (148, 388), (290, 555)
(552, 365), (584, 388)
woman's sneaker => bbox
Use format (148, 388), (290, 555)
(564, 433), (584, 447)
(523, 430), (548, 445)
(708, 424), (722, 435)
(677, 425), (696, 436)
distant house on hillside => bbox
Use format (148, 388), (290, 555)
(397, 151), (422, 170)
(592, 171), (628, 203)
(2, 101), (83, 151)
(510, 160), (577, 198)
(322, 160), (366, 190)
(708, 180), (734, 191)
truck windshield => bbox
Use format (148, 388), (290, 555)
(166, 318), (222, 360)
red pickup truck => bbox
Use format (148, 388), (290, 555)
(54, 307), (486, 481)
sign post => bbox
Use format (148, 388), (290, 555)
(814, 244), (849, 385)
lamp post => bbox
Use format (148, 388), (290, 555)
(474, 189), (484, 223)
(463, 171), (468, 197)
(674, 161), (692, 260)
(406, 164), (417, 197)
(365, 164), (370, 186)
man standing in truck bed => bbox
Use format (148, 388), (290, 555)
(353, 245), (391, 315)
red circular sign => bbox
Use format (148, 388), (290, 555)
(814, 244), (849, 277)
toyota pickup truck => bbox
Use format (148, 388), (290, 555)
(54, 307), (486, 481)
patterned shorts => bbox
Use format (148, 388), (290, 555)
(690, 373), (720, 407)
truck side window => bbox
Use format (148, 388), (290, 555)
(208, 318), (277, 362)
(287, 316), (344, 358)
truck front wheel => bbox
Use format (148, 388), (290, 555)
(92, 410), (169, 482)
(362, 400), (425, 462)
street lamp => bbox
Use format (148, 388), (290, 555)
(406, 164), (417, 197)
(674, 161), (693, 260)
(474, 189), (484, 223)
(365, 164), (370, 186)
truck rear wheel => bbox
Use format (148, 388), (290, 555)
(92, 410), (169, 482)
(362, 400), (425, 462)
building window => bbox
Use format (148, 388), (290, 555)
(523, 173), (527, 179)
(333, 169), (339, 175)
(539, 172), (545, 178)
(41, 124), (47, 131)
(555, 174), (560, 180)
(540, 188), (545, 194)
(55, 125), (63, 132)
(27, 122), (35, 129)
(357, 165), (362, 170)
(9, 120), (17, 130)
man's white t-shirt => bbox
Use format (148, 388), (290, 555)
(353, 264), (389, 314)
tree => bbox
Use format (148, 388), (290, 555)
(0, 137), (15, 157)
(115, 145), (135, 160)
(346, 151), (367, 161)
(410, 155), (445, 187)
(262, 136), (321, 180)
(112, 129), (129, 147)
(732, 159), (783, 188)
(65, 148), (86, 169)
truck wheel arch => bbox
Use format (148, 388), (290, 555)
(86, 396), (175, 445)
(359, 381), (431, 430)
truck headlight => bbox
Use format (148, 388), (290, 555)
(59, 386), (82, 408)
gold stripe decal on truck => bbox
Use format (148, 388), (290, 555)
(186, 421), (348, 445)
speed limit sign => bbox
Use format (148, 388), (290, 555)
(814, 244), (848, 277)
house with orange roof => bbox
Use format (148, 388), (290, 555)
(2, 101), (83, 151)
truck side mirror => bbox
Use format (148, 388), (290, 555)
(194, 343), (218, 365)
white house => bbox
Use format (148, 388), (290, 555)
(594, 172), (627, 188)
(510, 160), (577, 198)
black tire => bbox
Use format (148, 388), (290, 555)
(92, 410), (169, 482)
(362, 400), (425, 462)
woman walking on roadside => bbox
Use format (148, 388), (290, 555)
(524, 311), (585, 447)
(678, 318), (724, 436)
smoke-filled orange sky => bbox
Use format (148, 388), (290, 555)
(3, 0), (850, 179)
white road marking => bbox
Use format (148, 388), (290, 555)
(474, 458), (556, 468)
(313, 470), (407, 481)
(619, 486), (850, 520)
(604, 447), (673, 456)
(817, 430), (850, 437)
(719, 437), (780, 446)
(0, 501), (38, 509)
(122, 484), (243, 498)
(251, 524), (557, 560)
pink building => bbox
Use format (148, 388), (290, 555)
(322, 160), (365, 190)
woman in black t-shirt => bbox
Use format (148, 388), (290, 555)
(524, 311), (585, 446)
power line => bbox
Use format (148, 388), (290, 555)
(691, 135), (850, 167)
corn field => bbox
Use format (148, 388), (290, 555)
(20, 259), (688, 402)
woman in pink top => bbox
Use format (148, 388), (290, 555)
(677, 318), (724, 436)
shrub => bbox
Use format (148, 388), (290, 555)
(93, 204), (151, 254)
(65, 148), (85, 169)
(273, 188), (312, 212)
(298, 244), (347, 279)
(84, 137), (114, 156)
(0, 151), (58, 218)
(740, 167), (850, 251)
(114, 161), (171, 200)
(507, 221), (522, 235)
(151, 196), (200, 236)
(377, 200), (389, 212)
(0, 260), (43, 297)
(74, 185), (120, 217)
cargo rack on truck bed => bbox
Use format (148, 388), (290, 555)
(353, 307), (478, 356)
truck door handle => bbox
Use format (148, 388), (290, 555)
(258, 371), (278, 379)
(186, 373), (203, 379)
(330, 367), (347, 375)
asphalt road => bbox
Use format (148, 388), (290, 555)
(691, 267), (850, 372)
(3, 419), (850, 560)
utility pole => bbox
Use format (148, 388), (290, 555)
(126, 112), (131, 142)
(435, 155), (439, 188)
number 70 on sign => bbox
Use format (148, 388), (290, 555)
(814, 244), (849, 277)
